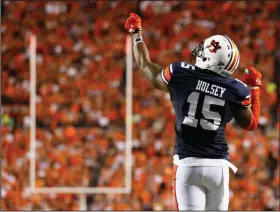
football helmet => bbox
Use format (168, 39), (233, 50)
(191, 35), (240, 76)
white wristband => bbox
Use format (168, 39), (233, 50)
(133, 37), (144, 46)
(250, 86), (260, 89)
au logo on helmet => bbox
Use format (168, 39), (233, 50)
(208, 40), (221, 53)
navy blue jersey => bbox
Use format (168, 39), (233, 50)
(161, 62), (251, 160)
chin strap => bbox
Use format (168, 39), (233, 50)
(245, 87), (260, 131)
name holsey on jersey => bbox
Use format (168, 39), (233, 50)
(195, 80), (226, 97)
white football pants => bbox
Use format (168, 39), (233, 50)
(172, 165), (230, 210)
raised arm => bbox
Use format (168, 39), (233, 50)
(125, 13), (168, 92)
(233, 67), (262, 131)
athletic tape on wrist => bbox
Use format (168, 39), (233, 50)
(133, 37), (144, 46)
(250, 86), (260, 89)
(132, 28), (142, 34)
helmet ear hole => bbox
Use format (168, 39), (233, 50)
(203, 58), (207, 62)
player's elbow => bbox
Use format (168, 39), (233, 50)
(243, 118), (259, 131)
(244, 123), (258, 131)
(234, 111), (259, 131)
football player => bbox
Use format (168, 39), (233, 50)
(125, 13), (261, 210)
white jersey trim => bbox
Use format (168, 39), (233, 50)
(161, 70), (169, 84)
(170, 63), (173, 74)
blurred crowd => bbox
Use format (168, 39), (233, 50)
(1, 1), (279, 210)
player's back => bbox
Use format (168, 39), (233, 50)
(161, 62), (250, 160)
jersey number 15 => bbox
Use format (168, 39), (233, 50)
(183, 91), (225, 131)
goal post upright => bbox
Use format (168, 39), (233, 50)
(125, 35), (133, 193)
(29, 34), (37, 193)
(29, 35), (133, 209)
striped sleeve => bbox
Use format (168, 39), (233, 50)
(161, 63), (173, 84)
(234, 78), (251, 107)
(241, 94), (251, 107)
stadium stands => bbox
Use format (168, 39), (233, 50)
(1, 1), (279, 210)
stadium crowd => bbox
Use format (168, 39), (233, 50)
(1, 1), (279, 210)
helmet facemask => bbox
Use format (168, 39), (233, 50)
(191, 41), (205, 64)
